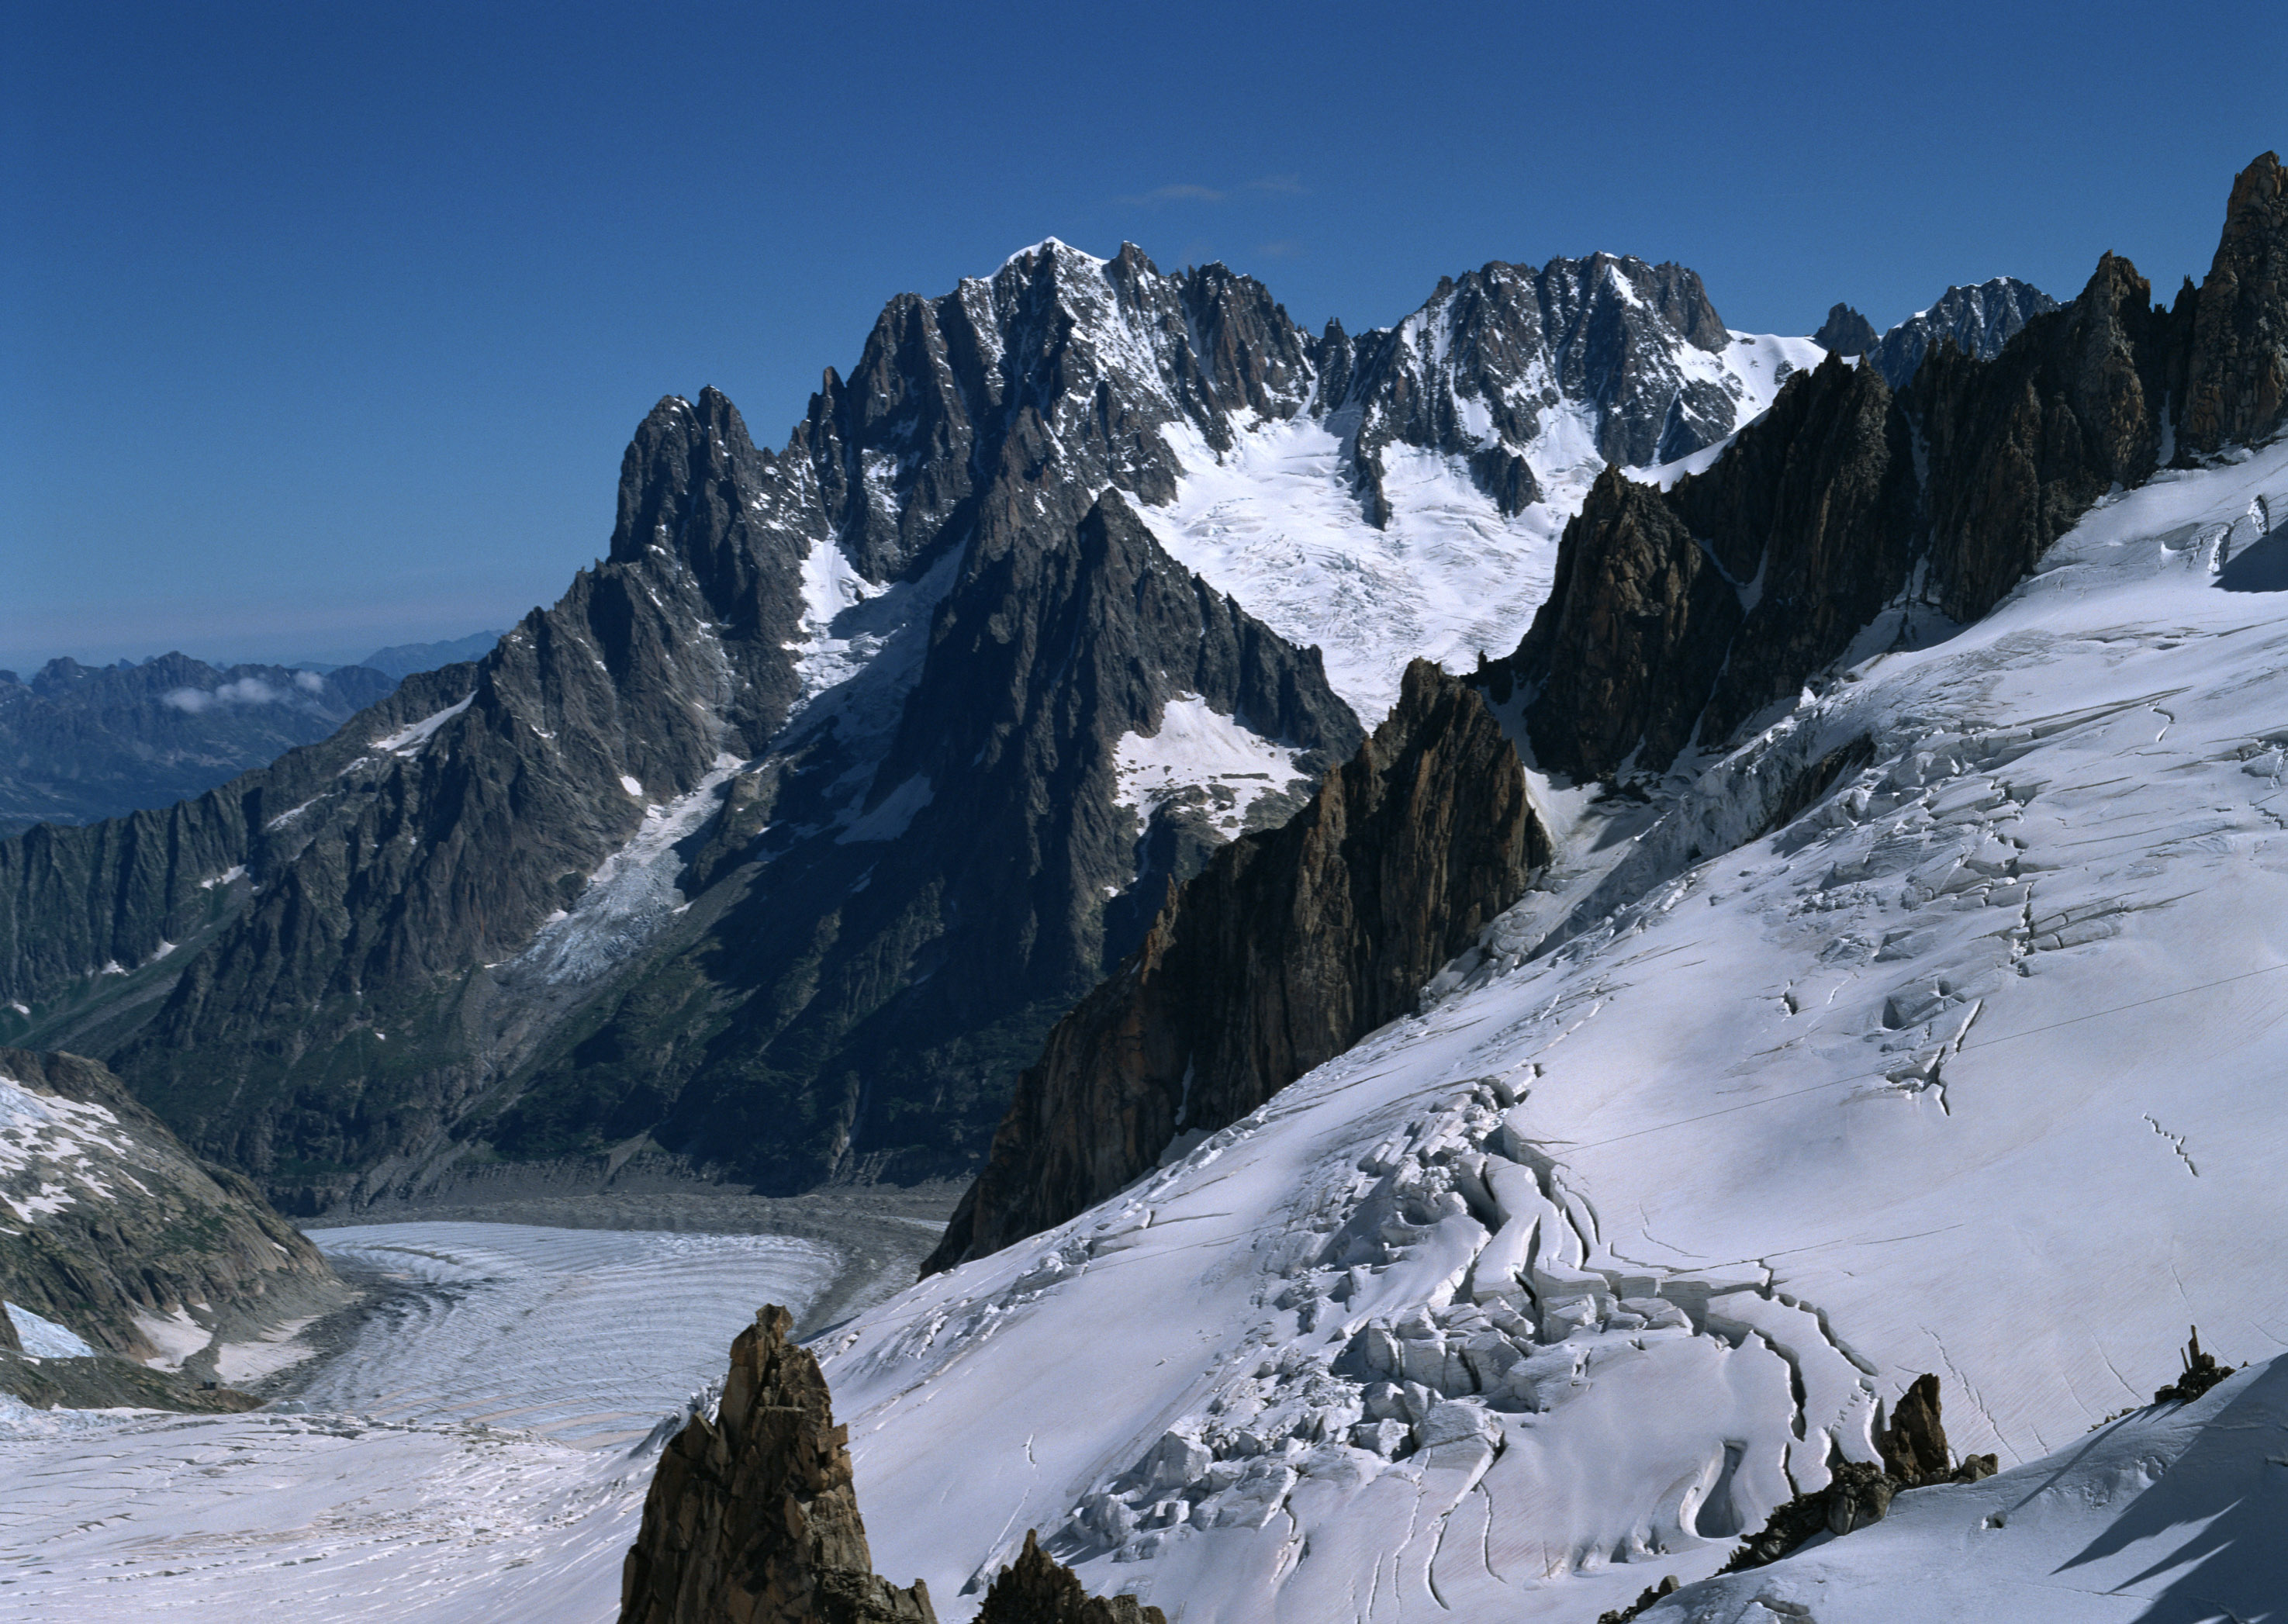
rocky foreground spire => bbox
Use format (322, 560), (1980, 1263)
(622, 1306), (1160, 1624)
(620, 1304), (935, 1624)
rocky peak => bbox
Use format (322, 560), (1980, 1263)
(1813, 302), (1879, 356)
(1865, 277), (2058, 389)
(620, 1304), (935, 1624)
(1334, 253), (1745, 525)
(2183, 150), (2288, 454)
(972, 1532), (1166, 1624)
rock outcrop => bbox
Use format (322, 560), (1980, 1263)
(972, 1532), (1166, 1624)
(1722, 1373), (1996, 1574)
(2183, 150), (2288, 454)
(620, 1304), (935, 1624)
(622, 1306), (1160, 1624)
(0, 1047), (344, 1372)
(1495, 153), (2288, 786)
(925, 662), (1545, 1273)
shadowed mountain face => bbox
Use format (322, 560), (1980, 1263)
(926, 662), (1547, 1275)
(1498, 153), (2287, 789)
(0, 230), (1802, 1208)
(0, 656), (397, 838)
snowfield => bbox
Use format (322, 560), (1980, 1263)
(1142, 332), (1823, 725)
(0, 1224), (835, 1621)
(823, 439), (2288, 1622)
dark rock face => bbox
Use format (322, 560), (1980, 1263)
(1865, 278), (2059, 390)
(926, 662), (1544, 1273)
(2183, 150), (2288, 454)
(1913, 252), (2193, 624)
(0, 1047), (343, 1367)
(0, 655), (397, 837)
(1502, 354), (1915, 783)
(1813, 303), (1879, 357)
(620, 1304), (935, 1624)
(1498, 155), (2288, 787)
(973, 1531), (1165, 1624)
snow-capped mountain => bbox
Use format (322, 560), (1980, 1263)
(0, 233), (1821, 1210)
(800, 150), (2288, 1623)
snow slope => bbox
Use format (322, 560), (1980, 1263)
(1643, 1357), (2288, 1624)
(826, 439), (2288, 1622)
(1142, 334), (1823, 723)
(0, 1224), (834, 1622)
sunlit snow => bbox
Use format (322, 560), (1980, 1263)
(1112, 695), (1309, 836)
(824, 439), (2288, 1621)
(1139, 334), (1824, 724)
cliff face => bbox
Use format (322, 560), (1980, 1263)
(1501, 151), (2288, 789)
(1505, 354), (1915, 785)
(0, 1047), (343, 1367)
(925, 662), (1545, 1274)
(2183, 150), (2288, 454)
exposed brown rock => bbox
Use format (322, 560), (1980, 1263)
(923, 662), (1546, 1274)
(2154, 1325), (2237, 1405)
(2183, 152), (2288, 454)
(620, 1304), (935, 1624)
(1721, 1373), (1993, 1576)
(1875, 1371), (1952, 1481)
(972, 1531), (1166, 1624)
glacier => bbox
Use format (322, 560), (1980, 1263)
(0, 1224), (835, 1620)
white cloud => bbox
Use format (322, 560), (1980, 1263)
(161, 676), (292, 714)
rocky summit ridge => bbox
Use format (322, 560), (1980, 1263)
(1495, 151), (2288, 792)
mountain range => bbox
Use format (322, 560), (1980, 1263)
(0, 238), (1925, 1212)
(6, 167), (2241, 1225)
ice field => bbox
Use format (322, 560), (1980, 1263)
(0, 1224), (835, 1622)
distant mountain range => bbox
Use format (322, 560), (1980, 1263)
(0, 634), (506, 835)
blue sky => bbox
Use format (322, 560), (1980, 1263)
(4, 0), (2283, 671)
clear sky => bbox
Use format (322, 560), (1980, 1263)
(5, 0), (2283, 672)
